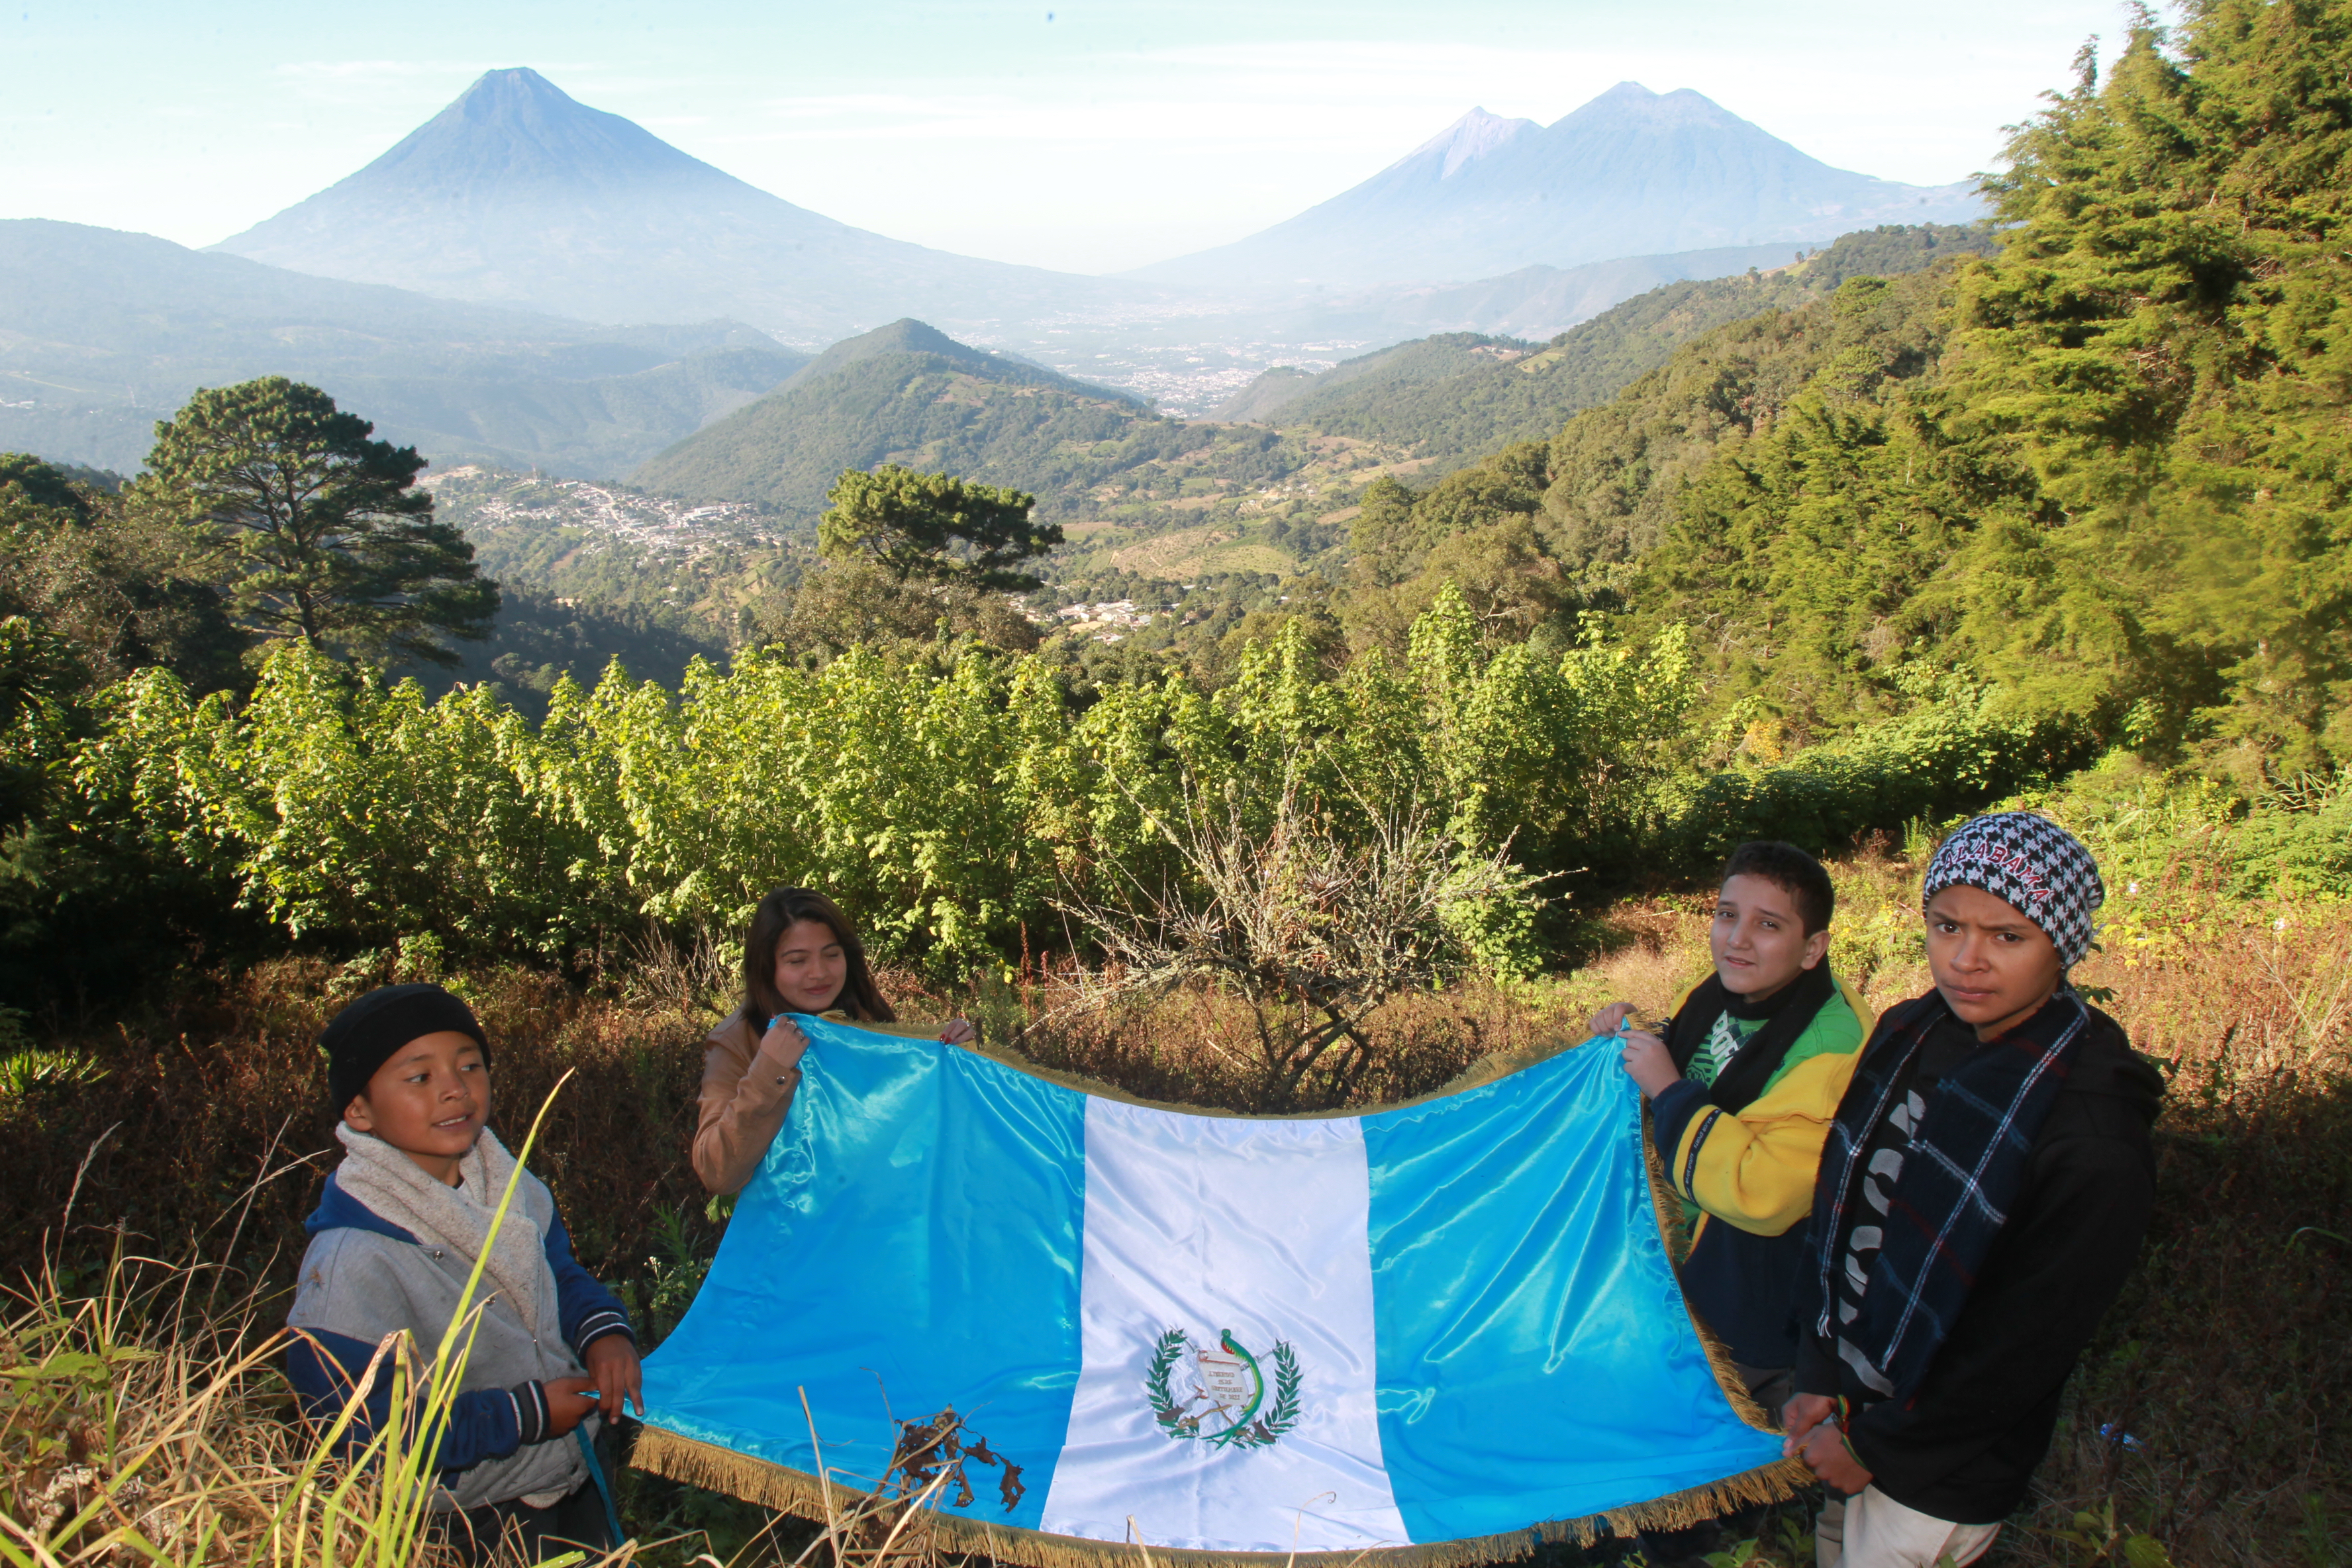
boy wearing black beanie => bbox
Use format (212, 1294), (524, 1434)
(288, 983), (640, 1563)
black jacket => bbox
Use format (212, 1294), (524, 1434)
(1794, 997), (2163, 1524)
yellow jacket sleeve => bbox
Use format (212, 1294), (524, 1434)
(1672, 977), (1874, 1241)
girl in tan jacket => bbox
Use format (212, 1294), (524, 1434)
(693, 887), (975, 1195)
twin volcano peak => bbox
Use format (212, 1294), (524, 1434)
(1409, 107), (1540, 180)
(1130, 79), (1984, 290)
(1400, 85), (1753, 185)
(1565, 80), (1736, 125)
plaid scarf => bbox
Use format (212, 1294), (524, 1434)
(1807, 987), (2090, 1401)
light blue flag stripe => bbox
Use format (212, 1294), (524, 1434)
(1363, 1040), (1785, 1540)
(643, 1020), (1087, 1532)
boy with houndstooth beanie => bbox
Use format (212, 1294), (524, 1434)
(1783, 814), (2164, 1567)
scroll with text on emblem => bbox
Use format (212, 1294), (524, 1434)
(636, 1018), (1797, 1565)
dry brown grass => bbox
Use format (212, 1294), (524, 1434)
(965, 967), (1587, 1114)
(0, 956), (712, 1300)
(0, 1232), (667, 1566)
(1, 1251), (380, 1567)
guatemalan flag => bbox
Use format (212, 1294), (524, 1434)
(638, 1018), (1794, 1560)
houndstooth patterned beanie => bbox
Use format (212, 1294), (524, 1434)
(1922, 812), (2105, 967)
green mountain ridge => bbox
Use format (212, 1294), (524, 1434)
(1246, 333), (1542, 424)
(1206, 367), (1316, 424)
(771, 318), (1138, 402)
(622, 228), (2000, 601)
(1346, 259), (1961, 613)
(1223, 224), (1996, 474)
(633, 318), (1304, 520)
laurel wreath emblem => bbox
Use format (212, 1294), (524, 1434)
(1144, 1327), (1302, 1449)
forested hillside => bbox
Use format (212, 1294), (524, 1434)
(1234, 223), (1994, 470)
(1038, 238), (2001, 660)
(1219, 332), (1535, 426)
(1346, 259), (1960, 607)
(635, 318), (1313, 521)
(607, 226), (1993, 609)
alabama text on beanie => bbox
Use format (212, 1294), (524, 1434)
(322, 983), (489, 1110)
(1922, 812), (2104, 967)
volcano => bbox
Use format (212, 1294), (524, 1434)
(212, 68), (1134, 343)
(1131, 82), (1984, 291)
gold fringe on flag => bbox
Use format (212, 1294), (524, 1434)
(632, 1424), (1807, 1568)
(1640, 1100), (1810, 1447)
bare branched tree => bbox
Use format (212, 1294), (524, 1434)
(623, 918), (740, 1020)
(1053, 767), (1538, 1110)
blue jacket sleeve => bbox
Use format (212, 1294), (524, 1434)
(1651, 1078), (1712, 1164)
(285, 1326), (544, 1473)
(544, 1204), (636, 1357)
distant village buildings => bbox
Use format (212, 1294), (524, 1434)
(1047, 599), (1153, 642)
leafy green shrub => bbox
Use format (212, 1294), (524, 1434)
(1645, 697), (2094, 873)
(2232, 785), (2352, 899)
(48, 584), (1712, 974)
(2004, 758), (2352, 907)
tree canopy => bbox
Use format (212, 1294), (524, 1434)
(1, 452), (246, 697)
(818, 464), (1063, 591)
(131, 377), (497, 667)
(1935, 0), (2352, 769)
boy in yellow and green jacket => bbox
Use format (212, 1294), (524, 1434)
(1596, 840), (1871, 1418)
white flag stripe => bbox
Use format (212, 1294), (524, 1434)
(1038, 1100), (1409, 1553)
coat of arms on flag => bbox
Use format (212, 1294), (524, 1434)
(1146, 1327), (1302, 1449)
(634, 1016), (1802, 1563)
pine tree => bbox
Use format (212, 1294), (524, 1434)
(133, 378), (497, 667)
(817, 465), (1061, 592)
(1943, 0), (2352, 769)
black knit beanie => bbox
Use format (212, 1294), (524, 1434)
(322, 983), (490, 1111)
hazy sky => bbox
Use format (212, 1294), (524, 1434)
(6, 0), (2135, 276)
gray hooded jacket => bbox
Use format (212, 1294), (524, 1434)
(285, 1130), (634, 1512)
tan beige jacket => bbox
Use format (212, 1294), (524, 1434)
(693, 1007), (807, 1195)
(693, 1008), (954, 1194)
